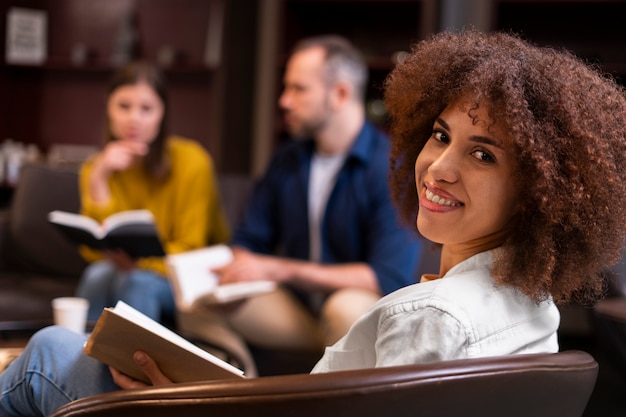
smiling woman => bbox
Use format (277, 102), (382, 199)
(414, 98), (520, 263)
(385, 29), (626, 305)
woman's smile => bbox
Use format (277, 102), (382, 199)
(421, 183), (463, 213)
(414, 98), (519, 248)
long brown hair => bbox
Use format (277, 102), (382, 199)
(105, 61), (170, 180)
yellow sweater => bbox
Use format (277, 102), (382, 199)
(79, 136), (230, 275)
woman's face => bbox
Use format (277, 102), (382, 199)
(414, 99), (519, 248)
(107, 81), (164, 145)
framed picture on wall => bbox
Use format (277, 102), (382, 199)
(5, 7), (47, 65)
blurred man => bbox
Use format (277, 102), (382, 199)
(179, 35), (424, 376)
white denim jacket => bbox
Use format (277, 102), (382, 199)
(311, 250), (560, 373)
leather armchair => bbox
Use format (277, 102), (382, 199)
(594, 298), (626, 376)
(593, 250), (626, 378)
(50, 350), (597, 417)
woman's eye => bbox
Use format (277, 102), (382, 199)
(432, 130), (449, 144)
(471, 149), (495, 163)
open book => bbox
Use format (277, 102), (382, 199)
(48, 209), (165, 258)
(83, 301), (245, 383)
(166, 245), (277, 310)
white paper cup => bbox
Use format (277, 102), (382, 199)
(52, 297), (89, 334)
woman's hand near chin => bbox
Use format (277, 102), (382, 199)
(88, 141), (148, 203)
(96, 141), (148, 175)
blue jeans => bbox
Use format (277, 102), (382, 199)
(0, 326), (118, 416)
(76, 260), (175, 322)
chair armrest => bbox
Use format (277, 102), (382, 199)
(50, 351), (597, 417)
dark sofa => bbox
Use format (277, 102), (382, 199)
(0, 162), (255, 336)
(0, 163), (87, 333)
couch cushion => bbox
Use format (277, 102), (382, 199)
(0, 271), (78, 328)
(7, 163), (87, 277)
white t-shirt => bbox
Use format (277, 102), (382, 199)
(308, 152), (346, 262)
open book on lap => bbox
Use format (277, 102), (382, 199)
(166, 244), (277, 310)
(83, 301), (245, 383)
(48, 209), (165, 258)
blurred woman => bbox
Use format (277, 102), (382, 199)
(76, 61), (229, 323)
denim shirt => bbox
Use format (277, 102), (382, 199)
(232, 121), (423, 297)
(311, 250), (560, 373)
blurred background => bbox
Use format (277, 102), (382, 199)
(0, 0), (624, 178)
(1, 2), (626, 414)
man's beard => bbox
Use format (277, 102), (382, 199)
(284, 110), (329, 140)
(288, 124), (315, 140)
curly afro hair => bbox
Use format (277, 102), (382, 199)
(384, 30), (626, 304)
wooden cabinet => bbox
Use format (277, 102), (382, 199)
(0, 0), (238, 170)
(2, 0), (624, 176)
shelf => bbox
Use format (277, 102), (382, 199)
(2, 59), (215, 75)
(494, 0), (626, 79)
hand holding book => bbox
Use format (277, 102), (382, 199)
(83, 301), (245, 383)
(166, 245), (277, 310)
(48, 209), (165, 258)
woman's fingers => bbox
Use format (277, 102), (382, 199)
(133, 351), (173, 385)
(109, 366), (148, 390)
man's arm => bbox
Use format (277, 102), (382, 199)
(215, 247), (380, 294)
